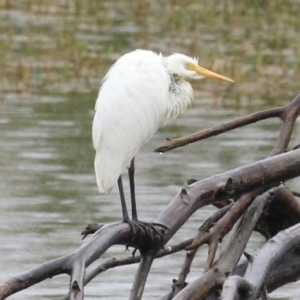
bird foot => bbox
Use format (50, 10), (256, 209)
(123, 218), (168, 255)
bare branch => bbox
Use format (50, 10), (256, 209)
(129, 254), (155, 300)
(172, 190), (273, 300)
(60, 238), (194, 300)
(155, 93), (300, 153)
(244, 223), (300, 298)
(172, 203), (234, 297)
(0, 223), (132, 299)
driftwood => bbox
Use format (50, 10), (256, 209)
(1, 93), (300, 300)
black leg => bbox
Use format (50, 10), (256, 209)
(118, 165), (168, 255)
(118, 176), (129, 220)
(128, 158), (138, 220)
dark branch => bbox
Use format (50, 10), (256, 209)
(172, 190), (272, 300)
(244, 223), (300, 298)
(155, 93), (300, 153)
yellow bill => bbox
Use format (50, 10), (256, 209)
(192, 64), (235, 83)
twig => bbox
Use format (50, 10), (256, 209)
(172, 203), (234, 297)
(185, 191), (262, 251)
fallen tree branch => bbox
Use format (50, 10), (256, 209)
(244, 223), (300, 298)
(173, 203), (234, 297)
(220, 223), (300, 300)
(0, 223), (131, 299)
(1, 149), (300, 299)
(170, 103), (298, 297)
(60, 238), (194, 300)
(155, 93), (300, 153)
(183, 86), (299, 271)
(172, 189), (272, 300)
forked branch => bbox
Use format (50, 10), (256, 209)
(155, 93), (300, 153)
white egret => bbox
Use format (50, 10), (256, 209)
(93, 49), (234, 240)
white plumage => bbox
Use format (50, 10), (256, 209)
(93, 50), (234, 194)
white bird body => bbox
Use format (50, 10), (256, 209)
(93, 50), (233, 194)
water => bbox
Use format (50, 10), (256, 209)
(0, 1), (300, 299)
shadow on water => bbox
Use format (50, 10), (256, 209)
(0, 1), (300, 299)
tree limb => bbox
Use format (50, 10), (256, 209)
(172, 190), (273, 300)
(155, 93), (300, 153)
(244, 223), (300, 298)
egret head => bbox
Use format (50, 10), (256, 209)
(165, 53), (234, 83)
